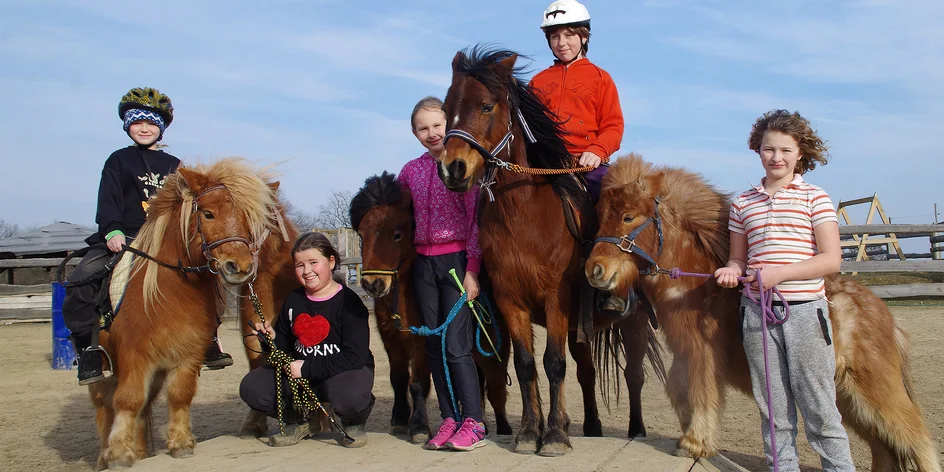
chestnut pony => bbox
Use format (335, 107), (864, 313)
(88, 158), (282, 469)
(587, 154), (940, 472)
(437, 47), (661, 456)
(349, 171), (512, 442)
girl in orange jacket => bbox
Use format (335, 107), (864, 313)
(530, 0), (624, 201)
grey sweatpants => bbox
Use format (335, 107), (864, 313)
(741, 296), (854, 472)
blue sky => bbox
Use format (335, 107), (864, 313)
(2, 0), (942, 240)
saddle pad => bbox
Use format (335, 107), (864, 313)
(109, 249), (135, 314)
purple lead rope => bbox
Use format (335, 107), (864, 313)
(668, 267), (788, 471)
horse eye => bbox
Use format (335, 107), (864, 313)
(482, 104), (495, 113)
(203, 211), (215, 220)
(623, 214), (634, 223)
(393, 232), (403, 241)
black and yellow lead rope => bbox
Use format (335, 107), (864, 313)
(247, 284), (353, 442)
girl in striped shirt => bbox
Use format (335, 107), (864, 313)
(714, 110), (854, 471)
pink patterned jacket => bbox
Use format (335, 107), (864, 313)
(397, 152), (482, 273)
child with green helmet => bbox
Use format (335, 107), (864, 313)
(63, 87), (233, 385)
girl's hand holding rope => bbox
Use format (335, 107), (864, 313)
(250, 321), (276, 341)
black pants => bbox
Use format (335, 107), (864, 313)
(413, 251), (483, 423)
(240, 365), (375, 425)
(63, 246), (115, 337)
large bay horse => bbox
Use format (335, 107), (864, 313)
(437, 47), (661, 455)
(350, 172), (512, 443)
(586, 154), (941, 471)
(89, 158), (282, 469)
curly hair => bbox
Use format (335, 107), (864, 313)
(748, 109), (829, 174)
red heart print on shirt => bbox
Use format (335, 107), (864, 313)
(293, 313), (330, 347)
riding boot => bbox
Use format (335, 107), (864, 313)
(203, 331), (233, 370)
(72, 332), (105, 386)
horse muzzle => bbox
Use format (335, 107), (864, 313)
(361, 276), (391, 298)
(586, 261), (620, 292)
(219, 259), (255, 285)
(437, 160), (472, 192)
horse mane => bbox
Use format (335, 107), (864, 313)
(133, 157), (282, 310)
(349, 171), (404, 232)
(454, 45), (588, 203)
(606, 154), (732, 267)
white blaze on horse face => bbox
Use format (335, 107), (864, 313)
(453, 115), (460, 127)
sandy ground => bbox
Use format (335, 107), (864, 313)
(0, 306), (941, 472)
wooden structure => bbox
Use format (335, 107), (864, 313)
(838, 194), (905, 267)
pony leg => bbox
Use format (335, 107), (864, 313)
(502, 298), (543, 454)
(384, 337), (412, 436)
(567, 331), (602, 437)
(677, 334), (724, 459)
(538, 295), (573, 457)
(666, 357), (692, 432)
(481, 353), (513, 436)
(165, 365), (199, 459)
(619, 312), (650, 439)
(89, 378), (116, 470)
(104, 370), (149, 469)
(408, 341), (432, 444)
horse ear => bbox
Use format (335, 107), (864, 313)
(177, 167), (209, 194)
(646, 171), (665, 198)
(268, 181), (281, 192)
(452, 51), (465, 72)
(495, 54), (518, 79)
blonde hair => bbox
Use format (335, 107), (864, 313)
(410, 96), (444, 130)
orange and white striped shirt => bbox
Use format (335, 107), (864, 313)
(728, 175), (838, 301)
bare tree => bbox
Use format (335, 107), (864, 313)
(279, 195), (319, 232)
(0, 219), (18, 240)
(313, 190), (353, 229)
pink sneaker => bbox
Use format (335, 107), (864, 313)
(446, 418), (486, 451)
(425, 417), (458, 450)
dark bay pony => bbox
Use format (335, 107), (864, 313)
(350, 171), (512, 443)
(587, 155), (940, 471)
(89, 158), (282, 469)
(436, 47), (661, 456)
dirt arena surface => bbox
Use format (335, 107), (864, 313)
(1, 305), (940, 471)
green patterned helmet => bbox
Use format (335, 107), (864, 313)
(118, 87), (174, 126)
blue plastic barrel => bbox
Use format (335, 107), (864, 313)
(51, 282), (76, 370)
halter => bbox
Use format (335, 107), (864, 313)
(192, 185), (254, 274)
(360, 262), (408, 332)
(592, 197), (666, 276)
(442, 102), (538, 201)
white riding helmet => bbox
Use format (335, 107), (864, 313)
(540, 0), (591, 30)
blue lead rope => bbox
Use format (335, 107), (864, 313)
(409, 292), (502, 421)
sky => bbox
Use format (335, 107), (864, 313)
(2, 0), (942, 245)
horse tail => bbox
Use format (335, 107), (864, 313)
(887, 321), (941, 472)
(893, 322), (918, 403)
(645, 317), (667, 386)
(592, 326), (623, 412)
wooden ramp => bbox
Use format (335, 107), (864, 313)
(132, 433), (749, 472)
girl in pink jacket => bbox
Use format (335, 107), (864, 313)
(397, 96), (486, 451)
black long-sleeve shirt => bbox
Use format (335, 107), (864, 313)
(90, 146), (180, 244)
(273, 285), (374, 382)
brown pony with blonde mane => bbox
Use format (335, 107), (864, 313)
(587, 154), (941, 471)
(350, 172), (512, 443)
(89, 158), (283, 469)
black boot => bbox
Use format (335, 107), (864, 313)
(72, 333), (105, 386)
(203, 336), (233, 370)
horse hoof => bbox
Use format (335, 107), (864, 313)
(513, 440), (538, 454)
(628, 427), (647, 439)
(107, 457), (134, 470)
(676, 434), (716, 459)
(410, 433), (429, 444)
(170, 447), (194, 459)
(389, 424), (407, 436)
(538, 428), (572, 456)
(584, 419), (603, 437)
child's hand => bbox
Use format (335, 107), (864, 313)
(713, 267), (741, 288)
(290, 360), (304, 379)
(251, 321), (276, 341)
(463, 271), (480, 302)
(577, 151), (602, 168)
(749, 265), (786, 292)
(107, 234), (126, 253)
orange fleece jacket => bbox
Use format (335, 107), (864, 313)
(529, 58), (624, 162)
